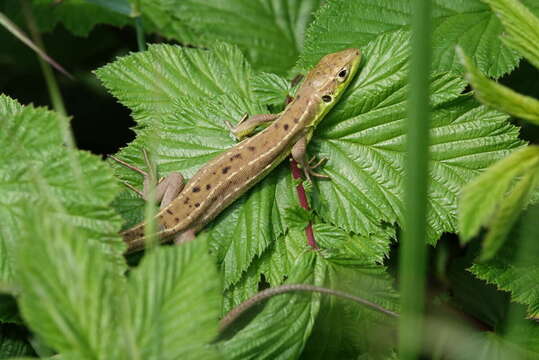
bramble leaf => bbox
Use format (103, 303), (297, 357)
(127, 241), (221, 360)
(471, 204), (539, 318)
(458, 146), (539, 260)
(458, 47), (539, 125)
(174, 0), (323, 75)
(302, 263), (399, 359)
(15, 189), (221, 358)
(310, 30), (524, 243)
(220, 253), (323, 360)
(15, 201), (124, 359)
(298, 0), (539, 77)
(16, 0), (131, 36)
(0, 95), (125, 285)
(252, 72), (292, 107)
(485, 0), (539, 70)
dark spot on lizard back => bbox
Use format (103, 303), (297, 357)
(284, 124), (289, 130)
(195, 202), (200, 207)
(248, 146), (256, 151)
(166, 209), (173, 215)
(193, 186), (200, 192)
(222, 166), (231, 174)
(184, 197), (190, 204)
(175, 217), (180, 223)
(206, 184), (212, 190)
(230, 153), (242, 161)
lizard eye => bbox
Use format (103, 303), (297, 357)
(322, 95), (332, 103)
(337, 68), (348, 82)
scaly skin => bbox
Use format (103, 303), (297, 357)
(122, 48), (362, 253)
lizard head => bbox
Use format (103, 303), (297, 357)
(299, 48), (362, 125)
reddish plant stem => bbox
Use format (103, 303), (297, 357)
(290, 159), (318, 249)
(285, 90), (317, 249)
(219, 284), (399, 332)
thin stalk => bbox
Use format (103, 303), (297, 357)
(398, 0), (432, 359)
(132, 1), (146, 51)
(220, 284), (399, 332)
(20, 0), (85, 191)
(20, 0), (67, 119)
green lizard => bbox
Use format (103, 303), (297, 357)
(115, 48), (362, 253)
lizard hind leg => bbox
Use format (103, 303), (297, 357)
(173, 228), (196, 245)
(109, 153), (185, 208)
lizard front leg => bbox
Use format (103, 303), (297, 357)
(291, 135), (330, 182)
(225, 112), (281, 140)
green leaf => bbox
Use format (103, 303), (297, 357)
(251, 72), (292, 107)
(28, 0), (131, 36)
(301, 263), (398, 359)
(480, 171), (539, 261)
(137, 0), (200, 45)
(95, 43), (254, 123)
(314, 223), (393, 265)
(283, 206), (312, 230)
(259, 228), (312, 287)
(459, 146), (539, 259)
(471, 204), (539, 318)
(174, 0), (323, 74)
(299, 0), (539, 77)
(310, 30), (524, 244)
(222, 262), (262, 316)
(0, 95), (125, 285)
(127, 241), (221, 360)
(0, 324), (34, 358)
(15, 196), (222, 359)
(485, 0), (539, 70)
(458, 47), (539, 125)
(447, 255), (509, 328)
(15, 200), (124, 358)
(85, 0), (131, 16)
(220, 253), (323, 360)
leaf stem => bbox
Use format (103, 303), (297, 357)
(132, 1), (146, 51)
(219, 284), (399, 332)
(399, 0), (432, 359)
(290, 159), (318, 249)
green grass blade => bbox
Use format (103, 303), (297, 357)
(0, 11), (72, 81)
(399, 0), (432, 359)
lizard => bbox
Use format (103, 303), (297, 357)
(114, 48), (362, 253)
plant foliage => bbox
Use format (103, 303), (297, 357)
(1, 0), (539, 358)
